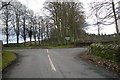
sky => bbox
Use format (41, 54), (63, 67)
(0, 0), (120, 43)
(0, 0), (119, 34)
(17, 0), (119, 35)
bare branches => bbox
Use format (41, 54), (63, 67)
(89, 0), (120, 34)
(0, 0), (13, 10)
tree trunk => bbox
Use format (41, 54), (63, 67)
(38, 22), (41, 45)
(30, 37), (31, 46)
(5, 6), (9, 46)
(17, 33), (19, 46)
(38, 37), (40, 45)
(23, 16), (26, 46)
(33, 26), (37, 45)
(112, 1), (120, 44)
(112, 1), (119, 34)
(35, 37), (36, 45)
(6, 23), (9, 45)
(16, 13), (20, 46)
(6, 33), (8, 45)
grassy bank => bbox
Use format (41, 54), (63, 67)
(90, 43), (120, 63)
(80, 43), (120, 76)
(0, 51), (16, 70)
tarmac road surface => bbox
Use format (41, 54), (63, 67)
(2, 48), (119, 78)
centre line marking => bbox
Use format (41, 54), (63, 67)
(48, 54), (56, 71)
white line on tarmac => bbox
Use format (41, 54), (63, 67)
(47, 50), (56, 71)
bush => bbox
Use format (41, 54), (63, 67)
(90, 43), (120, 63)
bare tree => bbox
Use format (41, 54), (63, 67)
(37, 16), (43, 45)
(1, 2), (12, 45)
(32, 15), (37, 45)
(27, 10), (34, 46)
(37, 21), (41, 45)
(89, 0), (120, 34)
(0, 0), (13, 10)
(44, 2), (86, 45)
(21, 5), (28, 46)
(10, 2), (23, 46)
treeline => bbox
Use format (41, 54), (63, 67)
(44, 2), (87, 45)
(1, 0), (87, 46)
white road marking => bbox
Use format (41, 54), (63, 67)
(48, 54), (56, 71)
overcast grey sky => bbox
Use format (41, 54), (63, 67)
(0, 0), (119, 37)
(18, 0), (119, 35)
(0, 0), (119, 34)
(0, 0), (119, 43)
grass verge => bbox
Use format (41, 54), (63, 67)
(0, 51), (16, 71)
(4, 46), (32, 49)
(80, 52), (120, 76)
(44, 45), (74, 48)
(4, 45), (74, 49)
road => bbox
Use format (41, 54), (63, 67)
(3, 48), (119, 78)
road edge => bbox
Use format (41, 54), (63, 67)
(79, 52), (120, 78)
